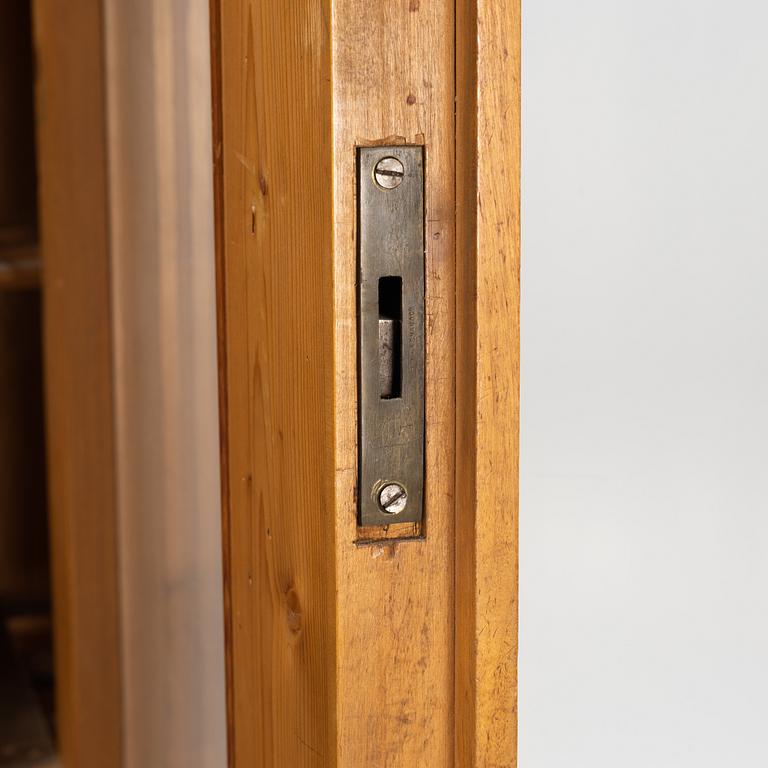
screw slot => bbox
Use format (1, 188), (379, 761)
(377, 482), (408, 515)
(373, 156), (404, 189)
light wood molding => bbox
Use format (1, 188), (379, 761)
(456, 0), (522, 765)
(211, 0), (519, 764)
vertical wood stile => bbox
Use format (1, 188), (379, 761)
(331, 0), (456, 765)
(455, 0), (521, 765)
(212, 1), (336, 765)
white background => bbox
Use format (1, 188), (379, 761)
(520, 1), (768, 765)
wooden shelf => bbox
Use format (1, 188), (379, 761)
(0, 242), (40, 291)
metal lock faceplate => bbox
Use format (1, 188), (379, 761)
(357, 145), (425, 527)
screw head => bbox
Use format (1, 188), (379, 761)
(377, 482), (408, 515)
(373, 156), (404, 189)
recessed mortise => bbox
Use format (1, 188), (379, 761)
(378, 276), (402, 399)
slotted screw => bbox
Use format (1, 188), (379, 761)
(377, 482), (408, 515)
(373, 156), (404, 189)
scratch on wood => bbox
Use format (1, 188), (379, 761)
(235, 150), (256, 175)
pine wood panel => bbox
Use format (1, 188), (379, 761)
(213, 1), (336, 764)
(32, 1), (123, 765)
(455, 0), (521, 765)
(331, 1), (456, 765)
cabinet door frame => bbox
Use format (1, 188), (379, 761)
(34, 1), (123, 765)
(210, 0), (520, 764)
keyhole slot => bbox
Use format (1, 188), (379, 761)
(378, 276), (402, 399)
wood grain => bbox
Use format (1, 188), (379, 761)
(213, 1), (336, 764)
(331, 1), (456, 765)
(455, 0), (521, 765)
(32, 1), (123, 765)
(213, 0), (518, 764)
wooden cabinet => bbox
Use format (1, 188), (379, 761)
(210, 1), (520, 764)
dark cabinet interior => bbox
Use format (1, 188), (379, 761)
(0, 3), (57, 764)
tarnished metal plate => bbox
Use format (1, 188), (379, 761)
(357, 146), (425, 526)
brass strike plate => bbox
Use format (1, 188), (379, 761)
(357, 145), (425, 527)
